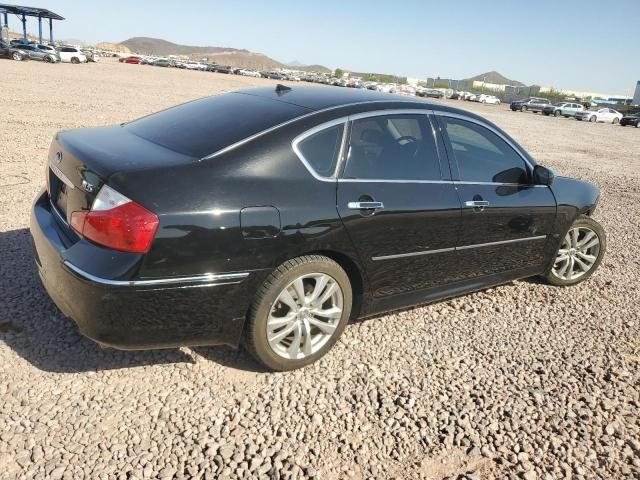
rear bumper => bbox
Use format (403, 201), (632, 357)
(30, 190), (253, 349)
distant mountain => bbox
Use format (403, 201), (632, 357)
(466, 71), (526, 87)
(286, 60), (305, 67)
(112, 37), (330, 73)
(120, 37), (247, 56)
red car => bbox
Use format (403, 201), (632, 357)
(121, 56), (142, 64)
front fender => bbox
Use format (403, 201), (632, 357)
(544, 176), (600, 273)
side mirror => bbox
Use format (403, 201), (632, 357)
(533, 165), (554, 186)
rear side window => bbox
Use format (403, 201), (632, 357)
(125, 93), (310, 158)
(343, 114), (441, 181)
(295, 124), (344, 177)
(439, 116), (528, 184)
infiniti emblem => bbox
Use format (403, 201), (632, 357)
(55, 151), (63, 163)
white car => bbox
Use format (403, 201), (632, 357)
(477, 94), (501, 104)
(57, 46), (87, 64)
(575, 108), (623, 124)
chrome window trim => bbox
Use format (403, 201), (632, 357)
(348, 108), (433, 120)
(432, 111), (535, 171)
(372, 235), (547, 261)
(63, 260), (250, 287)
(201, 99), (431, 160)
(337, 179), (545, 187)
(338, 178), (451, 184)
(291, 117), (349, 182)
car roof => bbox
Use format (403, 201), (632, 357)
(234, 85), (435, 111)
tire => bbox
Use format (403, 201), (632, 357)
(521, 105), (528, 112)
(12, 52), (22, 61)
(544, 215), (606, 287)
(554, 110), (561, 117)
(71, 57), (79, 64)
(244, 255), (353, 371)
(589, 115), (596, 123)
(44, 56), (52, 63)
(612, 118), (619, 125)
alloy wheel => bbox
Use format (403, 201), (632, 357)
(267, 273), (343, 360)
(551, 226), (600, 281)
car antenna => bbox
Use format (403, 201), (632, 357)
(275, 84), (292, 95)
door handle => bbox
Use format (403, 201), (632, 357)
(348, 201), (384, 210)
(465, 200), (490, 209)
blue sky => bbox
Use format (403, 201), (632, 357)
(7, 0), (639, 94)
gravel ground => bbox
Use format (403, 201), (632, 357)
(1, 58), (639, 480)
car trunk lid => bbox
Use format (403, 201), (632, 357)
(46, 126), (196, 224)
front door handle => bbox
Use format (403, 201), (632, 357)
(465, 200), (490, 210)
(348, 201), (384, 210)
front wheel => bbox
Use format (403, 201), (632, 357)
(244, 255), (353, 371)
(71, 57), (79, 64)
(554, 110), (561, 117)
(613, 118), (619, 125)
(521, 105), (528, 112)
(12, 52), (22, 61)
(545, 215), (606, 286)
(589, 115), (597, 123)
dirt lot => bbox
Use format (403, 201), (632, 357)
(1, 58), (639, 480)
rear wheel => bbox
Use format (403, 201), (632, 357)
(521, 105), (528, 112)
(12, 52), (22, 61)
(554, 110), (561, 117)
(244, 255), (353, 371)
(545, 216), (606, 286)
(44, 56), (52, 63)
(613, 118), (619, 125)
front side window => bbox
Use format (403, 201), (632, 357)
(343, 114), (441, 180)
(439, 116), (529, 184)
(295, 123), (344, 178)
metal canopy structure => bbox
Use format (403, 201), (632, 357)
(0, 3), (65, 45)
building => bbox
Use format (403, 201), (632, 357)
(633, 81), (640, 106)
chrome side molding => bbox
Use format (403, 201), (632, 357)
(372, 235), (547, 261)
(63, 261), (250, 287)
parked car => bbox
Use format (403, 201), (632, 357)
(542, 102), (584, 117)
(417, 88), (444, 99)
(620, 113), (640, 127)
(81, 49), (99, 62)
(510, 97), (551, 113)
(121, 56), (142, 64)
(0, 40), (29, 61)
(57, 46), (87, 64)
(575, 108), (623, 124)
(477, 94), (501, 104)
(262, 71), (285, 80)
(152, 58), (170, 67)
(31, 86), (607, 371)
(16, 44), (60, 62)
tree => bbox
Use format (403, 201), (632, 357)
(334, 68), (344, 78)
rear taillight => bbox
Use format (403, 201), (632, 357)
(70, 185), (159, 254)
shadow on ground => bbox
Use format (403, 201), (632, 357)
(0, 227), (257, 374)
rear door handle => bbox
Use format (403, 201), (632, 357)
(465, 200), (490, 208)
(348, 201), (384, 210)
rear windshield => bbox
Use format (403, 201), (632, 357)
(125, 93), (311, 158)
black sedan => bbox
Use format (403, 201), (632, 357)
(30, 86), (607, 370)
(620, 113), (640, 127)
